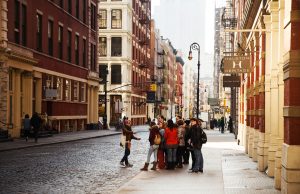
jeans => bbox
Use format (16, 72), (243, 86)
(121, 147), (131, 165)
(167, 148), (177, 162)
(176, 146), (185, 165)
(193, 148), (203, 171)
(146, 144), (159, 163)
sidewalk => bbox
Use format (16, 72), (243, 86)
(0, 125), (149, 152)
(114, 130), (280, 194)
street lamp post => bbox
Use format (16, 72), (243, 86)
(188, 42), (200, 119)
(103, 68), (109, 129)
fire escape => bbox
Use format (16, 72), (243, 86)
(138, 0), (150, 68)
(221, 0), (239, 139)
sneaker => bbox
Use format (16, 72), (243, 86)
(120, 161), (125, 166)
(126, 163), (133, 168)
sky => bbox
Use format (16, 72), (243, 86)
(151, 0), (226, 78)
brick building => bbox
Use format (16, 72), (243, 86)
(0, 0), (99, 138)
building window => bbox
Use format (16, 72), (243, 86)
(80, 83), (86, 102)
(99, 10), (107, 29)
(56, 77), (62, 100)
(58, 26), (63, 59)
(75, 0), (79, 19)
(75, 35), (79, 65)
(99, 64), (108, 84)
(90, 43), (96, 71)
(59, 0), (64, 8)
(111, 9), (122, 29)
(83, 0), (86, 23)
(111, 64), (121, 84)
(99, 37), (107, 56)
(73, 81), (79, 101)
(48, 20), (53, 56)
(83, 38), (86, 67)
(91, 4), (96, 30)
(111, 37), (122, 57)
(36, 13), (42, 52)
(67, 30), (72, 62)
(65, 79), (71, 101)
(21, 4), (27, 46)
(14, 0), (20, 44)
(68, 0), (72, 14)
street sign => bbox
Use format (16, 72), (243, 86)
(223, 76), (240, 87)
(146, 92), (156, 103)
(223, 56), (250, 73)
(208, 98), (219, 106)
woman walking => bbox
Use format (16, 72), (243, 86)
(164, 119), (178, 170)
(140, 122), (161, 171)
(23, 114), (31, 142)
(120, 120), (141, 167)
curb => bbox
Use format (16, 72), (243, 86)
(0, 131), (122, 152)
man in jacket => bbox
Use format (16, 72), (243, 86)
(189, 118), (204, 173)
(30, 112), (42, 143)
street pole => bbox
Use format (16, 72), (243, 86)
(188, 42), (200, 119)
(103, 68), (108, 129)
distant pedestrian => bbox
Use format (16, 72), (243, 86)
(140, 122), (160, 171)
(120, 120), (141, 167)
(164, 119), (178, 170)
(220, 117), (225, 133)
(23, 114), (31, 142)
(30, 112), (42, 143)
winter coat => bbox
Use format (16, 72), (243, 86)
(164, 127), (178, 148)
(24, 118), (31, 131)
(122, 125), (139, 142)
(149, 126), (160, 145)
(30, 114), (41, 130)
(190, 124), (203, 149)
(177, 125), (185, 146)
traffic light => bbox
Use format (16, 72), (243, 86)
(149, 84), (157, 91)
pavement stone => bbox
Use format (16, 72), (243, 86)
(114, 130), (280, 194)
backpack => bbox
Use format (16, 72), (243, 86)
(201, 130), (207, 144)
(154, 133), (161, 145)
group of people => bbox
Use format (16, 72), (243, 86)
(119, 115), (206, 173)
(209, 116), (233, 134)
(23, 112), (42, 143)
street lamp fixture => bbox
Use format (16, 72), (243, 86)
(188, 42), (201, 119)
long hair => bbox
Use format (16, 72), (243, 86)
(167, 119), (174, 130)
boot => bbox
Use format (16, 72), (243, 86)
(150, 162), (157, 170)
(165, 162), (171, 170)
(140, 163), (149, 171)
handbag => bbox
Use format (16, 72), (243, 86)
(120, 134), (126, 148)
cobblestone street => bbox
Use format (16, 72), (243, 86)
(0, 130), (149, 194)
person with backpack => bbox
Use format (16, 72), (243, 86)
(157, 115), (167, 169)
(164, 119), (178, 170)
(189, 118), (205, 173)
(140, 122), (161, 171)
